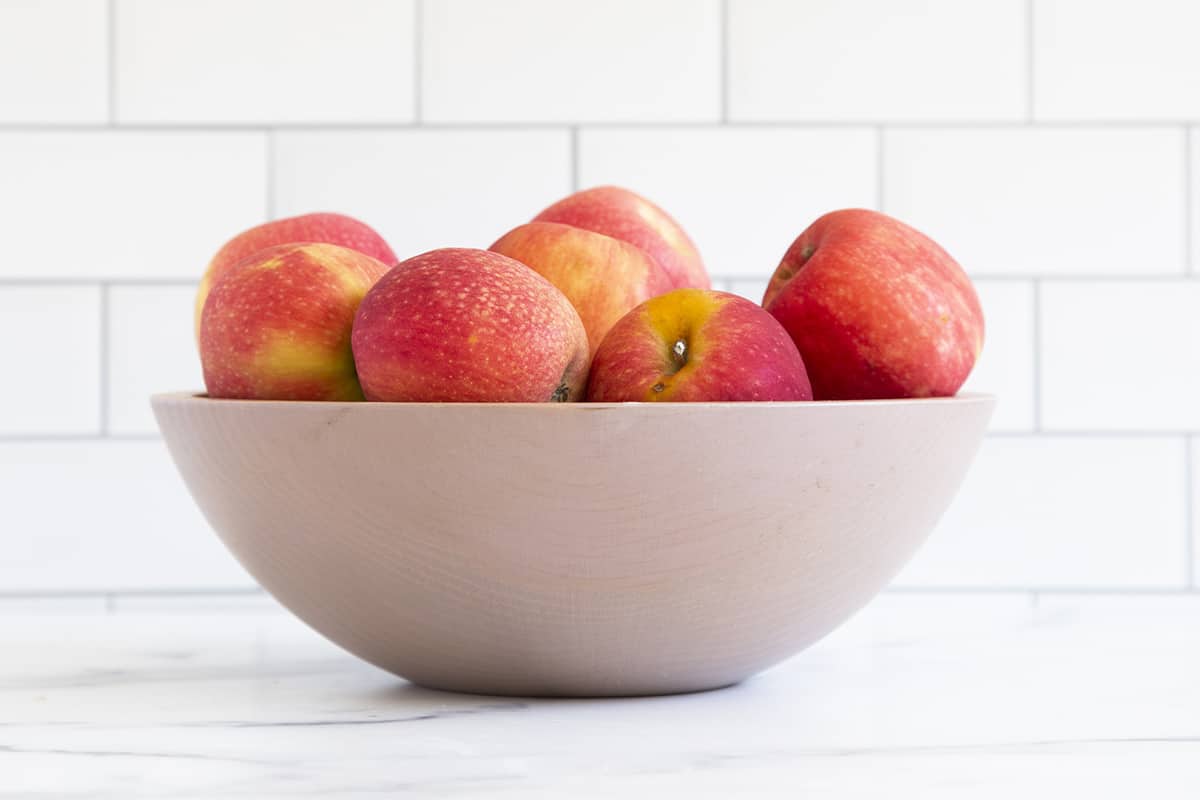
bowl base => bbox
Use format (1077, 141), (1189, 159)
(400, 675), (744, 699)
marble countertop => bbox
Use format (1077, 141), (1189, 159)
(3, 592), (1199, 798)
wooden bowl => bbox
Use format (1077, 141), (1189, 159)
(153, 393), (992, 697)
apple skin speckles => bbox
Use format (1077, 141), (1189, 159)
(763, 209), (984, 401)
(351, 248), (590, 403)
(587, 289), (812, 403)
(490, 221), (673, 358)
(533, 185), (709, 291)
(195, 212), (397, 342)
(199, 242), (391, 401)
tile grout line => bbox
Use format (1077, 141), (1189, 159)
(6, 275), (1200, 286)
(569, 126), (580, 191)
(98, 283), (110, 436)
(0, 586), (1192, 607)
(4, 120), (1199, 132)
(0, 278), (199, 287)
(1185, 125), (1193, 274)
(875, 125), (885, 211)
(107, 0), (117, 124)
(264, 130), (275, 219)
(719, 0), (730, 123)
(885, 585), (1200, 596)
(963, 274), (1200, 282)
(1026, 0), (1035, 122)
(1185, 435), (1196, 587)
(965, 274), (1200, 283)
(5, 430), (1198, 444)
(1031, 278), (1042, 432)
(413, 0), (423, 123)
(986, 430), (1200, 439)
(0, 588), (266, 600)
(5, 587), (1198, 603)
(0, 433), (162, 443)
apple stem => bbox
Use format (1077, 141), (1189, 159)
(672, 339), (688, 366)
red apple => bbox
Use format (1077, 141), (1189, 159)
(195, 212), (396, 338)
(587, 289), (812, 402)
(489, 221), (674, 356)
(352, 248), (590, 402)
(533, 186), (709, 290)
(200, 243), (390, 401)
(762, 209), (984, 400)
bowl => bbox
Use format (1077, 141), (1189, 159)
(153, 393), (992, 697)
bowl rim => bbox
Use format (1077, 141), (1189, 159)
(151, 391), (995, 411)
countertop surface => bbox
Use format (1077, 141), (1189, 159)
(3, 592), (1199, 798)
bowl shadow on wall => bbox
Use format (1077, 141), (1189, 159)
(152, 393), (993, 697)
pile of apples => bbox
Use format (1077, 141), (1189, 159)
(196, 187), (984, 404)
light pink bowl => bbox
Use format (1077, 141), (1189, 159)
(153, 393), (992, 697)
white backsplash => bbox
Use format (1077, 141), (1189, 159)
(2, 0), (1197, 594)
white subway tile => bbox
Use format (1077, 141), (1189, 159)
(0, 287), (100, 435)
(1031, 593), (1200, 616)
(884, 128), (1186, 277)
(0, 0), (108, 122)
(1192, 127), (1199, 273)
(0, 441), (255, 591)
(108, 285), (203, 436)
(1191, 438), (1200, 586)
(1041, 281), (1200, 431)
(894, 437), (1188, 588)
(0, 597), (108, 615)
(1035, 0), (1200, 120)
(578, 127), (877, 279)
(110, 592), (279, 614)
(962, 280), (1035, 432)
(422, 0), (720, 123)
(0, 132), (266, 279)
(115, 0), (414, 123)
(728, 278), (769, 304)
(836, 594), (1035, 647)
(273, 129), (570, 258)
(728, 0), (1026, 121)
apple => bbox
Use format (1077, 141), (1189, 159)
(489, 221), (674, 356)
(533, 186), (709, 290)
(762, 209), (984, 400)
(586, 289), (812, 402)
(195, 212), (396, 338)
(199, 242), (390, 401)
(352, 248), (590, 402)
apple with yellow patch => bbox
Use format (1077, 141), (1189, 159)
(195, 212), (396, 339)
(352, 248), (590, 402)
(763, 209), (984, 400)
(533, 186), (709, 290)
(489, 221), (673, 355)
(200, 243), (390, 400)
(587, 289), (812, 402)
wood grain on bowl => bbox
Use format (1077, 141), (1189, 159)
(152, 395), (993, 697)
